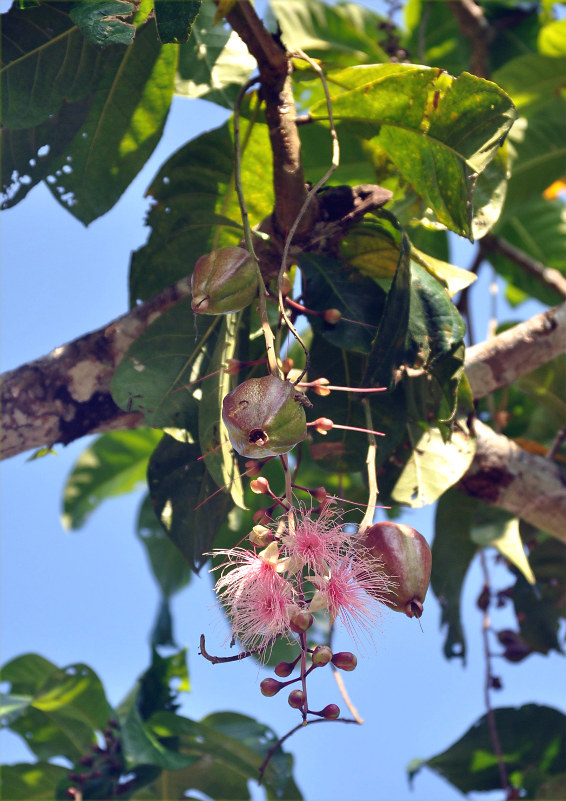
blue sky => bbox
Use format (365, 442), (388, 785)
(2, 23), (566, 801)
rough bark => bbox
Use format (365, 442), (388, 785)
(459, 420), (566, 544)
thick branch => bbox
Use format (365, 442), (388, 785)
(459, 420), (566, 544)
(447, 0), (492, 79)
(465, 300), (566, 399)
(1, 276), (192, 460)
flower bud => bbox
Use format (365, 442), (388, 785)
(250, 476), (270, 494)
(249, 525), (275, 547)
(274, 661), (295, 678)
(191, 246), (258, 315)
(312, 645), (333, 667)
(321, 703), (340, 720)
(260, 678), (284, 697)
(323, 308), (342, 324)
(222, 375), (307, 458)
(289, 610), (313, 633)
(362, 522), (432, 619)
(288, 689), (305, 709)
(331, 651), (357, 671)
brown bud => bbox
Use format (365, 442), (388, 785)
(288, 689), (306, 709)
(331, 651), (357, 671)
(191, 246), (257, 315)
(321, 703), (340, 719)
(260, 678), (283, 697)
(289, 610), (313, 633)
(274, 661), (295, 678)
(222, 375), (307, 458)
(323, 308), (342, 324)
(312, 645), (333, 667)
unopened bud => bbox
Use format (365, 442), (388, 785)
(281, 358), (294, 376)
(331, 651), (357, 671)
(288, 689), (305, 709)
(312, 645), (333, 667)
(274, 661), (295, 678)
(244, 460), (263, 477)
(323, 308), (342, 324)
(312, 417), (333, 434)
(321, 703), (340, 720)
(249, 525), (275, 547)
(225, 359), (243, 375)
(311, 486), (328, 502)
(280, 273), (292, 296)
(312, 378), (331, 396)
(191, 246), (258, 315)
(250, 477), (270, 494)
(260, 678), (284, 697)
(289, 610), (314, 633)
(253, 508), (272, 525)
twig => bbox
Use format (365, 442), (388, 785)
(546, 426), (566, 462)
(483, 234), (566, 300)
(257, 716), (360, 784)
(358, 399), (379, 536)
(199, 633), (273, 664)
(478, 550), (512, 796)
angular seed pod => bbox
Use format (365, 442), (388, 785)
(222, 375), (308, 458)
(362, 522), (432, 619)
(191, 246), (258, 315)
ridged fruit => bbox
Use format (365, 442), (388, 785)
(222, 375), (307, 458)
(362, 522), (431, 619)
(191, 246), (257, 315)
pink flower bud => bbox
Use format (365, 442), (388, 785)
(289, 610), (314, 633)
(323, 308), (342, 324)
(250, 477), (270, 494)
(331, 651), (357, 671)
(321, 703), (340, 720)
(288, 689), (305, 709)
(260, 678), (284, 697)
(312, 645), (333, 667)
(274, 661), (295, 678)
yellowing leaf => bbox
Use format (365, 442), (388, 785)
(472, 517), (536, 585)
(411, 245), (477, 296)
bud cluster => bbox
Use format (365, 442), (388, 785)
(65, 718), (126, 799)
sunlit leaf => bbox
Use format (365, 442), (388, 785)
(410, 245), (476, 296)
(62, 428), (162, 530)
(0, 762), (69, 800)
(137, 494), (192, 599)
(310, 65), (516, 236)
(176, 0), (255, 108)
(45, 19), (177, 224)
(493, 54), (566, 114)
(471, 513), (535, 585)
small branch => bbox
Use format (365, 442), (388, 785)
(465, 299), (566, 399)
(478, 551), (511, 797)
(358, 399), (379, 536)
(257, 716), (360, 785)
(199, 633), (272, 664)
(483, 234), (566, 301)
(447, 0), (493, 78)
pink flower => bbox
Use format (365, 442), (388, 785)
(309, 545), (393, 645)
(213, 544), (296, 653)
(281, 506), (347, 574)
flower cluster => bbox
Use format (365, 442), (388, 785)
(212, 505), (395, 656)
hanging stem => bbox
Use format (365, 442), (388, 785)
(276, 50), (340, 385)
(233, 80), (281, 378)
(358, 399), (379, 536)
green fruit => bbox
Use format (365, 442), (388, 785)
(222, 375), (307, 458)
(191, 246), (258, 315)
(362, 522), (431, 619)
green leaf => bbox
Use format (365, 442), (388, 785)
(503, 101), (566, 217)
(111, 299), (218, 432)
(135, 647), (190, 721)
(176, 1), (255, 108)
(513, 536), (566, 655)
(148, 709), (302, 800)
(409, 704), (566, 796)
(147, 434), (233, 572)
(154, 0), (201, 44)
(129, 104), (272, 302)
(432, 489), (478, 661)
(62, 428), (162, 530)
(70, 0), (136, 47)
(272, 0), (389, 68)
(1, 656), (113, 762)
(471, 510), (535, 584)
(0, 762), (69, 800)
(46, 19), (177, 224)
(1, 2), (107, 129)
(492, 198), (566, 307)
(391, 418), (476, 507)
(299, 251), (386, 354)
(362, 215), (411, 387)
(516, 355), (566, 426)
(137, 493), (192, 599)
(310, 65), (517, 236)
(538, 19), (566, 56)
(493, 54), (566, 115)
(198, 314), (245, 508)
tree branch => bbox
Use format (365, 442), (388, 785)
(1, 275), (192, 460)
(465, 299), (566, 399)
(482, 234), (566, 301)
(459, 420), (566, 544)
